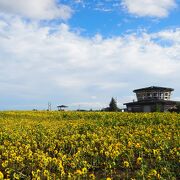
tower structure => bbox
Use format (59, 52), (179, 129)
(48, 102), (51, 111)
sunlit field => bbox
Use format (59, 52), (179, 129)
(0, 111), (179, 179)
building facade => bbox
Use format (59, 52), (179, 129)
(124, 86), (178, 112)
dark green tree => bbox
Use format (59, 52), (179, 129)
(109, 97), (119, 112)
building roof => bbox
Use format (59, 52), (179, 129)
(57, 105), (68, 108)
(124, 99), (178, 106)
(133, 86), (174, 93)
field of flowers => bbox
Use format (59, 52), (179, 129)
(0, 111), (179, 179)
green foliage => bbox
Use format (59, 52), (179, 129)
(156, 104), (162, 112)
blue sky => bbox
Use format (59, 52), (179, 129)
(66, 0), (180, 36)
(0, 0), (180, 110)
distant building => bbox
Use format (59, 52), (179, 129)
(124, 86), (179, 112)
(57, 105), (68, 111)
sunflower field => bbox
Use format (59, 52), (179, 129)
(0, 111), (179, 179)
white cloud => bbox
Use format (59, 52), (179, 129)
(74, 0), (84, 3)
(0, 0), (72, 20)
(153, 29), (180, 42)
(91, 96), (97, 100)
(0, 17), (180, 109)
(122, 0), (177, 18)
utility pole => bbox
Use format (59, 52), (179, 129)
(48, 102), (51, 111)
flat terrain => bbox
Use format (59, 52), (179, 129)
(0, 111), (179, 179)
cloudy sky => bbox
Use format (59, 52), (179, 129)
(0, 0), (180, 110)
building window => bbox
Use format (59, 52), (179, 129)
(153, 93), (158, 99)
(165, 92), (169, 96)
(146, 92), (152, 99)
(160, 93), (164, 99)
(153, 93), (157, 96)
